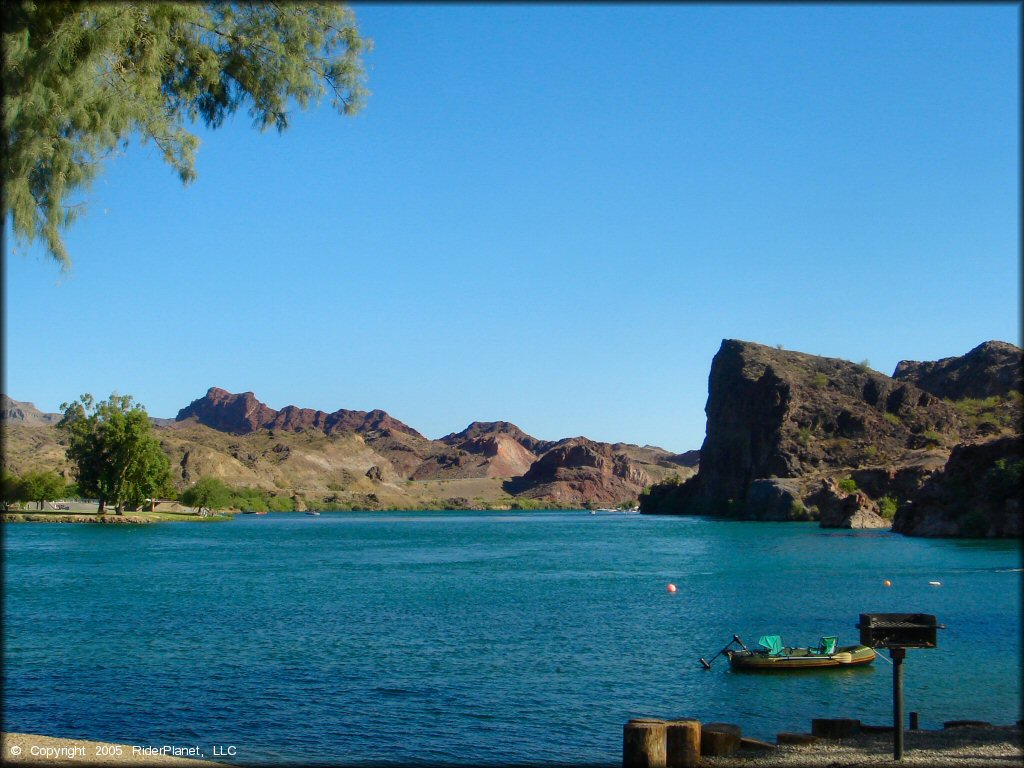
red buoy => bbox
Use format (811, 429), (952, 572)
(667, 583), (677, 593)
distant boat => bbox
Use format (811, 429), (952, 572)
(242, 510), (267, 515)
(305, 511), (321, 516)
(595, 507), (617, 513)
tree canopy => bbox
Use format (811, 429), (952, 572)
(58, 393), (173, 513)
(180, 475), (232, 514)
(18, 469), (67, 509)
(3, 2), (368, 267)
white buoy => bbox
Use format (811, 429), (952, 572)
(928, 581), (941, 586)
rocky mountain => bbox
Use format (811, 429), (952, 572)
(504, 437), (655, 505)
(1, 396), (61, 426)
(177, 387), (425, 438)
(641, 339), (1022, 537)
(893, 340), (1022, 400)
(3, 388), (695, 509)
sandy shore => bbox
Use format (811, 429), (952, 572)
(1, 733), (233, 766)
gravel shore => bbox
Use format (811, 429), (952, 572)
(704, 724), (1023, 767)
(3, 725), (1021, 766)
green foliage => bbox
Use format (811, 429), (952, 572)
(797, 426), (813, 445)
(950, 395), (1017, 433)
(788, 501), (811, 520)
(180, 476), (232, 512)
(922, 430), (944, 447)
(267, 494), (295, 512)
(857, 359), (872, 370)
(18, 469), (66, 509)
(811, 373), (828, 388)
(837, 477), (859, 493)
(878, 495), (898, 520)
(3, 2), (368, 267)
(1, 471), (25, 510)
(883, 412), (901, 426)
(58, 394), (172, 513)
(981, 459), (1023, 503)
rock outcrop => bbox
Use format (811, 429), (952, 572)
(641, 339), (1022, 536)
(504, 437), (652, 505)
(176, 387), (424, 438)
(805, 478), (890, 529)
(893, 341), (1022, 400)
(649, 339), (963, 518)
(0, 396), (61, 426)
(893, 436), (1022, 537)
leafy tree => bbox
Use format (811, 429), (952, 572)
(58, 393), (172, 514)
(180, 476), (232, 514)
(18, 469), (66, 510)
(3, 2), (368, 267)
(1, 471), (25, 511)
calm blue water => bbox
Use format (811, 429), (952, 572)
(3, 512), (1021, 765)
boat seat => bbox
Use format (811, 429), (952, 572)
(818, 636), (838, 655)
(758, 634), (784, 656)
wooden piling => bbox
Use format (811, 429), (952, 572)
(665, 719), (701, 768)
(811, 718), (861, 739)
(623, 718), (667, 768)
(909, 712), (919, 730)
(700, 723), (741, 757)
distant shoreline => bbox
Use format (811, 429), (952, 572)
(1, 510), (232, 524)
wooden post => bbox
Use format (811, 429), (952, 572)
(623, 719), (667, 768)
(700, 723), (741, 757)
(909, 712), (919, 730)
(665, 720), (701, 768)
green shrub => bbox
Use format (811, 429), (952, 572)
(922, 430), (944, 447)
(982, 458), (1023, 503)
(878, 495), (898, 519)
(811, 373), (828, 388)
(267, 494), (294, 512)
(838, 477), (859, 493)
(883, 412), (901, 426)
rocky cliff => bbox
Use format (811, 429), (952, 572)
(642, 339), (1022, 537)
(1, 396), (61, 426)
(893, 340), (1022, 400)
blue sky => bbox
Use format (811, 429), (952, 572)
(3, 4), (1019, 452)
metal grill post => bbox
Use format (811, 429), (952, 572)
(891, 647), (906, 760)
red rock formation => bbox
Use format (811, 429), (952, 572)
(506, 438), (651, 505)
(175, 388), (422, 438)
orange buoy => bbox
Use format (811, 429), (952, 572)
(884, 580), (892, 587)
(667, 583), (677, 593)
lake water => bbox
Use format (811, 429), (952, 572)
(3, 512), (1021, 765)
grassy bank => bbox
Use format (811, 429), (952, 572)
(1, 510), (232, 524)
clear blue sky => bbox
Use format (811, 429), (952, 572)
(3, 4), (1020, 452)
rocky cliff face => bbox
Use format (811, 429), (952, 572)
(892, 436), (1022, 537)
(676, 340), (962, 512)
(893, 340), (1022, 400)
(0, 396), (61, 426)
(642, 339), (1022, 537)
